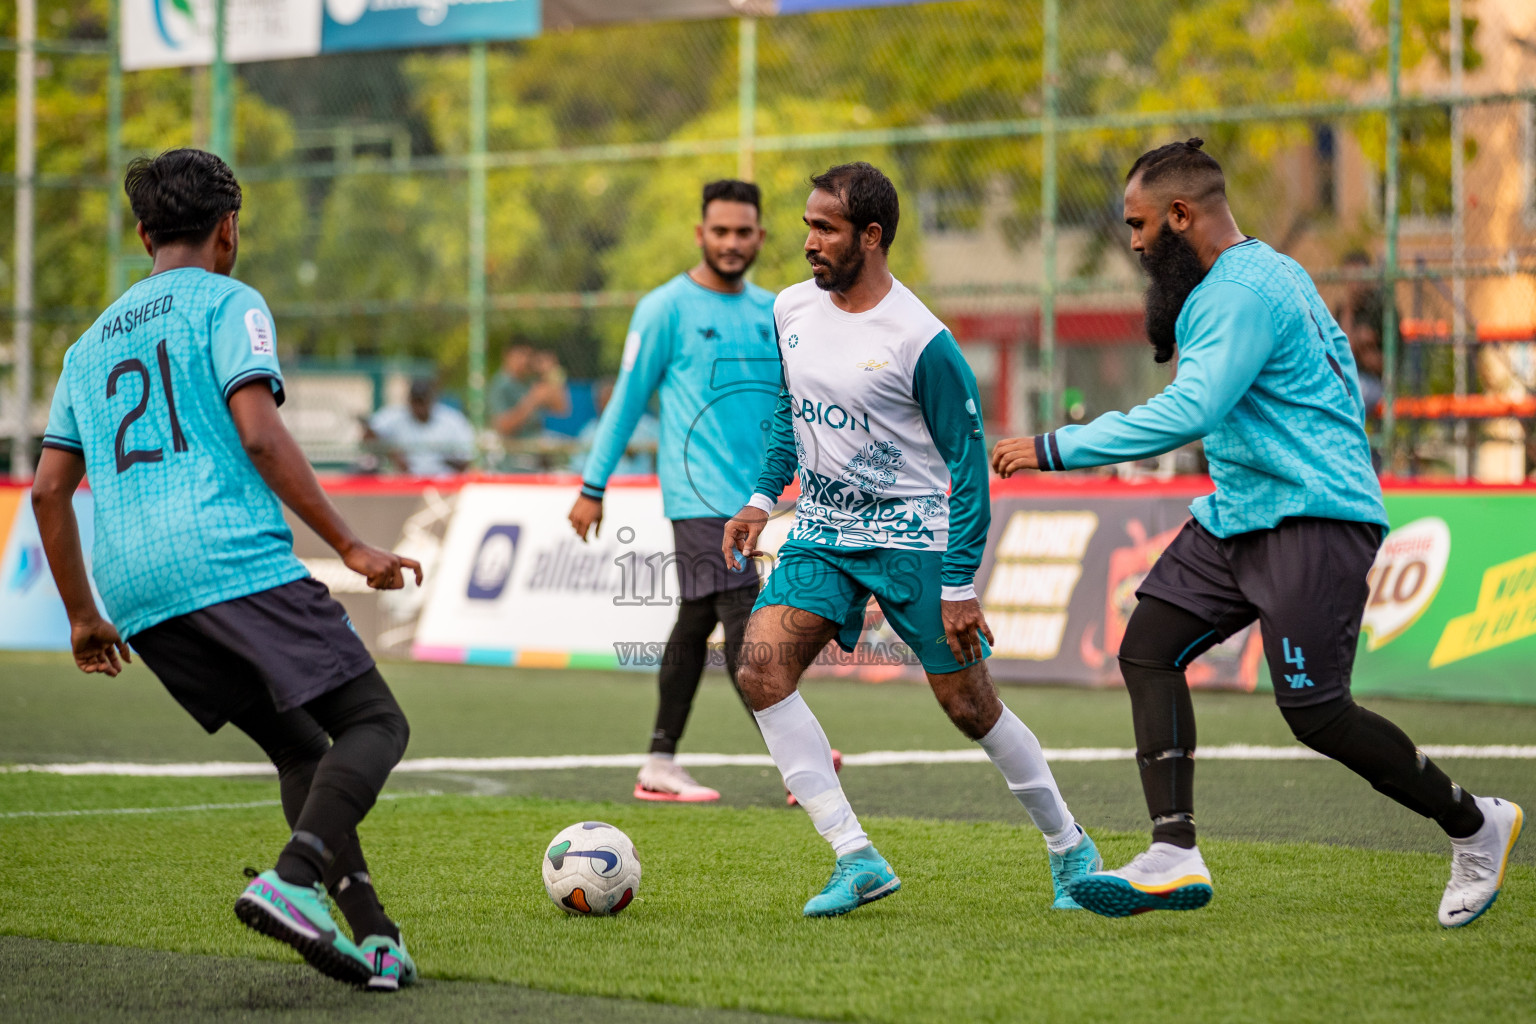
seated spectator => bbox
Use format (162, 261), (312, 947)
(489, 343), (571, 441)
(569, 377), (658, 476)
(363, 378), (475, 476)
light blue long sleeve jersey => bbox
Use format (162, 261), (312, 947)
(1035, 238), (1388, 537)
(580, 274), (778, 520)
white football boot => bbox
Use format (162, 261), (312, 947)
(1439, 796), (1523, 928)
(633, 756), (720, 803)
(1067, 841), (1213, 917)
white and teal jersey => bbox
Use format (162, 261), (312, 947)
(42, 268), (308, 638)
(580, 273), (778, 520)
(1035, 239), (1389, 537)
(749, 278), (990, 600)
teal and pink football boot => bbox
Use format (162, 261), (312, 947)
(234, 869), (372, 986)
(359, 933), (418, 992)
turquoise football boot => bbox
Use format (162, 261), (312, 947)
(1048, 826), (1103, 910)
(803, 846), (901, 918)
(359, 933), (418, 992)
(234, 870), (372, 986)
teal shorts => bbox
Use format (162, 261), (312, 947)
(754, 541), (989, 675)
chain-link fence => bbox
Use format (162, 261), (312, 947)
(4, 0), (1534, 476)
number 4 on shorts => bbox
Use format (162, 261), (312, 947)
(1282, 638), (1313, 689)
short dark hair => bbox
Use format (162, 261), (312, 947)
(810, 162), (899, 253)
(124, 149), (242, 246)
(702, 179), (761, 219)
(1126, 138), (1226, 203)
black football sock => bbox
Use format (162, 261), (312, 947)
(332, 871), (399, 943)
(286, 670), (411, 878)
(1281, 697), (1484, 838)
(649, 596), (718, 755)
(716, 585), (761, 723)
(275, 830), (329, 889)
(1119, 597), (1222, 850)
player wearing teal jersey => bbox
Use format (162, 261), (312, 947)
(568, 181), (780, 803)
(32, 150), (423, 988)
(724, 163), (1100, 918)
(992, 139), (1520, 926)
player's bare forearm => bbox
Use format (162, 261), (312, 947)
(990, 436), (1041, 478)
(32, 448), (100, 624)
(33, 448), (133, 675)
(229, 383), (423, 589)
(230, 383), (360, 555)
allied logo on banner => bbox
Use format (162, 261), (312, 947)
(1430, 546), (1536, 668)
(1362, 516), (1450, 651)
(467, 524), (520, 600)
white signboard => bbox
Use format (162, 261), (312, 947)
(413, 483), (685, 665)
(122, 0), (322, 71)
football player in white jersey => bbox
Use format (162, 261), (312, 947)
(724, 162), (1100, 917)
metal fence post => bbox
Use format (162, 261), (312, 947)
(1449, 0), (1468, 479)
(468, 41), (489, 431)
(210, 0), (232, 162)
(1037, 0), (1060, 433)
(1380, 0), (1402, 471)
(107, 0), (125, 300)
(738, 17), (757, 183)
(11, 0), (36, 480)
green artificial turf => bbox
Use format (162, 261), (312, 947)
(2, 652), (1534, 1022)
(0, 794), (1531, 1024)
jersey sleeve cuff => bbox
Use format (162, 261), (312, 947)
(1035, 432), (1065, 472)
(747, 493), (776, 513)
(941, 584), (978, 602)
(40, 434), (83, 453)
(223, 370), (285, 408)
(580, 482), (606, 501)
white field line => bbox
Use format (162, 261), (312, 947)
(3, 744), (1535, 779)
(0, 792), (426, 821)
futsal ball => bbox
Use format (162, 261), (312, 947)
(542, 821), (641, 915)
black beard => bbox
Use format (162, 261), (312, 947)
(808, 246), (865, 293)
(1140, 226), (1208, 364)
(703, 247), (754, 283)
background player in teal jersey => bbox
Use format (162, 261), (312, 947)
(32, 150), (424, 989)
(567, 180), (779, 803)
(992, 139), (1521, 926)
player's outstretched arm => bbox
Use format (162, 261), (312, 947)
(31, 447), (133, 676)
(228, 382), (422, 591)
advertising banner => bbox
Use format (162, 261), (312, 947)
(0, 488), (99, 651)
(1350, 491), (1536, 704)
(123, 0), (536, 69)
(320, 0), (539, 54)
(411, 482), (682, 668)
(976, 484), (1261, 690)
(122, 0), (323, 71)
(282, 481), (458, 657)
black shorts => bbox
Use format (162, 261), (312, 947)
(129, 577), (376, 733)
(672, 517), (759, 602)
(1137, 516), (1383, 707)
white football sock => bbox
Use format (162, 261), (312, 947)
(978, 704), (1078, 853)
(754, 691), (869, 857)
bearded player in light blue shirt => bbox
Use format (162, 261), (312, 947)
(32, 150), (422, 988)
(992, 139), (1521, 927)
(567, 180), (779, 802)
